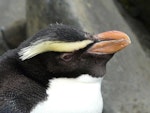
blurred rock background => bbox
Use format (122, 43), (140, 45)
(0, 0), (150, 113)
(0, 0), (26, 54)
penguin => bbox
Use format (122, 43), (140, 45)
(0, 24), (131, 113)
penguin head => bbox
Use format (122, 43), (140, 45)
(18, 24), (131, 79)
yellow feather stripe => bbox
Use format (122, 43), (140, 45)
(19, 40), (93, 60)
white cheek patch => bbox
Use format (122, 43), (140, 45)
(18, 40), (93, 60)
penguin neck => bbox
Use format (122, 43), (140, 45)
(17, 56), (50, 87)
(31, 74), (103, 113)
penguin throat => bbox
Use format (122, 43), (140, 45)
(31, 74), (103, 113)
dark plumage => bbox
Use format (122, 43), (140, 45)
(0, 24), (130, 113)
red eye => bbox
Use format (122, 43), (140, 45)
(60, 53), (74, 61)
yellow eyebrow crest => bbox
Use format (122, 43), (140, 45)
(18, 40), (93, 60)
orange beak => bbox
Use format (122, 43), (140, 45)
(88, 31), (131, 54)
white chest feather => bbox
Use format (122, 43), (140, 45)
(31, 75), (103, 113)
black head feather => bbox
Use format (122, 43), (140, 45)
(15, 24), (113, 86)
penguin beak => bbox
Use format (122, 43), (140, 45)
(87, 31), (131, 54)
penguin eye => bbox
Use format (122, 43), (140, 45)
(60, 53), (74, 62)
